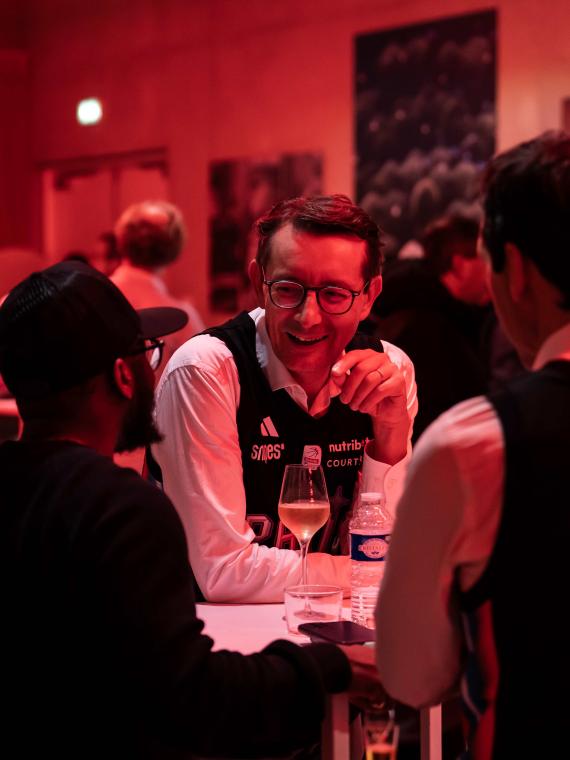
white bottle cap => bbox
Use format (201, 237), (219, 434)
(360, 491), (384, 504)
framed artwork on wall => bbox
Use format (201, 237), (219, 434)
(355, 10), (496, 260)
(209, 152), (322, 313)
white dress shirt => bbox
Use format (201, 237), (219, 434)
(153, 308), (417, 603)
(376, 322), (570, 708)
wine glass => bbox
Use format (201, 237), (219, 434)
(278, 464), (330, 586)
(363, 701), (399, 760)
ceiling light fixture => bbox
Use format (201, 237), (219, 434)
(76, 98), (103, 126)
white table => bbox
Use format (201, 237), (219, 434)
(0, 397), (20, 442)
(0, 398), (18, 417)
(198, 602), (441, 760)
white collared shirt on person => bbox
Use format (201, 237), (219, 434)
(376, 321), (570, 708)
(152, 308), (417, 603)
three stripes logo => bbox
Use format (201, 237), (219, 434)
(252, 416), (284, 461)
(260, 416), (279, 437)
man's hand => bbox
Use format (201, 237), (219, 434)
(338, 644), (387, 708)
(331, 350), (410, 464)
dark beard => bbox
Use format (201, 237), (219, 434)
(115, 359), (163, 453)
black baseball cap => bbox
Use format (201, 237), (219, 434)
(0, 260), (189, 399)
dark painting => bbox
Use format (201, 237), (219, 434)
(209, 153), (322, 313)
(355, 10), (496, 260)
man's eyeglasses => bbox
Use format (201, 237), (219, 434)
(263, 271), (369, 315)
(127, 338), (164, 370)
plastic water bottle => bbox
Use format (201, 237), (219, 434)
(350, 491), (392, 629)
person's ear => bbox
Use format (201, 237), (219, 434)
(112, 357), (135, 401)
(358, 275), (382, 321)
(504, 243), (527, 303)
(248, 259), (265, 306)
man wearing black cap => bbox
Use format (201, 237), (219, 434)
(0, 261), (382, 759)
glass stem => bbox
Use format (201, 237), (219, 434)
(300, 539), (310, 586)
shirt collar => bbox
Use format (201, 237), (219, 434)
(532, 322), (570, 370)
(250, 308), (341, 415)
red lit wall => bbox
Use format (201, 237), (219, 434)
(6, 0), (570, 320)
(0, 50), (31, 248)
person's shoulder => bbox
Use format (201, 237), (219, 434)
(163, 312), (257, 376)
(88, 452), (181, 522)
(82, 448), (164, 496)
(109, 264), (126, 285)
(414, 395), (503, 466)
(69, 451), (188, 552)
(164, 332), (234, 374)
(109, 263), (141, 292)
(155, 330), (239, 405)
(38, 443), (174, 517)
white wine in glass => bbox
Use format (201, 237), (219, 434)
(278, 464), (330, 586)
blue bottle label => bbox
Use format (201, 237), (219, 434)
(350, 533), (391, 561)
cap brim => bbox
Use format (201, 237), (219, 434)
(138, 307), (189, 339)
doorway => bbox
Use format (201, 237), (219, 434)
(41, 148), (169, 264)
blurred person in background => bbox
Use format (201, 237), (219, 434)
(150, 194), (417, 602)
(376, 131), (570, 759)
(369, 215), (523, 441)
(0, 260), (383, 759)
(112, 200), (205, 370)
(0, 247), (44, 398)
(0, 246), (43, 299)
(90, 231), (121, 276)
(63, 234), (120, 275)
(62, 250), (90, 265)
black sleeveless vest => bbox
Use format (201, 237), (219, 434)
(459, 361), (570, 759)
(205, 312), (383, 553)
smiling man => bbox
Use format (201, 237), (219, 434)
(152, 194), (417, 602)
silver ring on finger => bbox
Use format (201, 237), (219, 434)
(376, 368), (385, 381)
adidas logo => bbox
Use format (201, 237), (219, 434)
(260, 416), (279, 437)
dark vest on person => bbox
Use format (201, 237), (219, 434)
(459, 360), (570, 759)
(205, 311), (383, 553)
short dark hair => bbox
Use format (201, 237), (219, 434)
(482, 130), (570, 309)
(420, 215), (479, 276)
(255, 194), (383, 280)
(115, 201), (185, 269)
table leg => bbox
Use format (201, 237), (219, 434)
(322, 696), (442, 759)
(420, 704), (442, 760)
(322, 694), (350, 759)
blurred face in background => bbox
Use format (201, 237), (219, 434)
(441, 239), (491, 306)
(454, 255), (491, 306)
(90, 235), (121, 277)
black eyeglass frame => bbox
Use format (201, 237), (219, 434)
(262, 269), (370, 315)
(127, 337), (164, 370)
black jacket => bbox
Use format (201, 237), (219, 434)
(0, 440), (350, 758)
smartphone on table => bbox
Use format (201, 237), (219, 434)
(298, 620), (375, 645)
